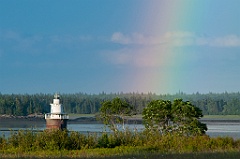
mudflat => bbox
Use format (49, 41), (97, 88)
(0, 116), (45, 128)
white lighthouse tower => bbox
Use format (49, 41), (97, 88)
(45, 93), (69, 130)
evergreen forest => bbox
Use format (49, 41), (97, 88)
(1, 92), (240, 116)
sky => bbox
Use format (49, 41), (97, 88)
(0, 0), (240, 95)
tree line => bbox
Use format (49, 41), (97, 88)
(1, 92), (240, 116)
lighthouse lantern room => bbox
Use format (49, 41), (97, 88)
(45, 93), (69, 130)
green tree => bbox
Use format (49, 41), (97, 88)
(142, 100), (172, 133)
(171, 99), (207, 136)
(142, 99), (207, 136)
(99, 97), (134, 132)
(15, 98), (24, 116)
(0, 98), (6, 114)
(223, 98), (240, 114)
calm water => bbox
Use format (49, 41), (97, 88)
(204, 122), (240, 139)
(1, 121), (240, 139)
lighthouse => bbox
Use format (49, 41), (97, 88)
(45, 93), (69, 130)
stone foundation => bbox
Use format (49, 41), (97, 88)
(46, 119), (68, 130)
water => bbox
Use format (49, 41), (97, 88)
(67, 123), (145, 133)
(203, 122), (240, 139)
(1, 121), (240, 139)
(67, 122), (240, 139)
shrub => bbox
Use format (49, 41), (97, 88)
(67, 131), (87, 150)
(0, 135), (7, 150)
(1, 129), (240, 156)
(7, 130), (36, 151)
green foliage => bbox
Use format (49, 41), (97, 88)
(67, 131), (88, 150)
(97, 133), (110, 148)
(35, 130), (69, 150)
(0, 135), (7, 150)
(96, 133), (122, 148)
(171, 99), (207, 135)
(2, 129), (240, 158)
(99, 97), (134, 132)
(1, 92), (240, 116)
(142, 100), (172, 133)
(8, 130), (36, 151)
(142, 99), (207, 136)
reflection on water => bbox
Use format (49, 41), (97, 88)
(1, 121), (240, 139)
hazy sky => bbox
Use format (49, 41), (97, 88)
(0, 0), (240, 94)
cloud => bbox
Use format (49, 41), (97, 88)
(111, 31), (240, 47)
(2, 30), (21, 40)
(0, 30), (94, 55)
(163, 31), (196, 46)
(0, 30), (44, 54)
(111, 32), (162, 45)
(209, 35), (240, 47)
(111, 32), (131, 44)
(102, 46), (171, 68)
(106, 31), (240, 69)
(50, 35), (92, 44)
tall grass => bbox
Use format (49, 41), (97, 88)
(1, 129), (240, 158)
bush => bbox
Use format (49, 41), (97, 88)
(1, 129), (240, 156)
(0, 135), (7, 150)
(67, 131), (87, 150)
(8, 130), (36, 151)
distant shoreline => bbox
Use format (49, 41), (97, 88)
(1, 114), (240, 124)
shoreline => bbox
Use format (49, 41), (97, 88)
(1, 115), (240, 124)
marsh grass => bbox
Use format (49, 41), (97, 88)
(1, 129), (240, 158)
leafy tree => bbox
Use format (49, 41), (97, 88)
(142, 99), (207, 136)
(142, 100), (172, 133)
(171, 99), (207, 136)
(99, 97), (134, 132)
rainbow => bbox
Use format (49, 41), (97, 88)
(120, 1), (212, 94)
